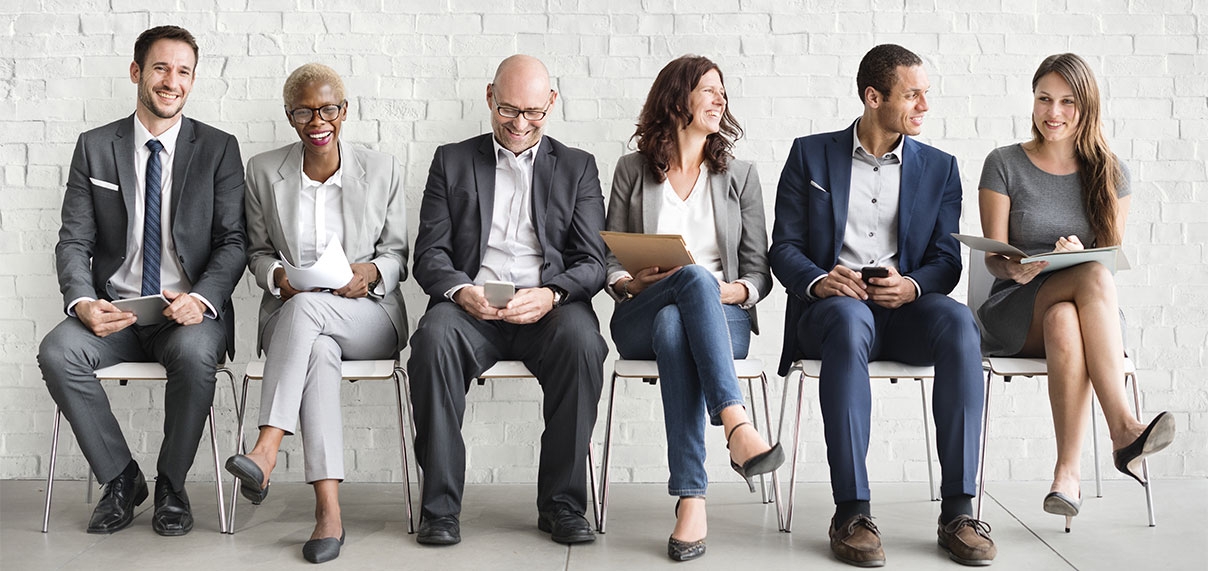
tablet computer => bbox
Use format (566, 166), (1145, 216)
(111, 294), (169, 325)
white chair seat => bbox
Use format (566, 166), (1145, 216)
(985, 356), (1136, 377)
(242, 359), (399, 380)
(611, 358), (767, 379)
(94, 362), (171, 380)
(476, 361), (537, 378)
(794, 360), (935, 379)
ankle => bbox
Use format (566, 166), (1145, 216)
(833, 500), (871, 528)
(940, 495), (973, 525)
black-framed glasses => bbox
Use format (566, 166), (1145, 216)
(492, 92), (552, 121)
(286, 101), (346, 124)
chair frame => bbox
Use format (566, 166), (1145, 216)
(596, 358), (780, 534)
(226, 360), (414, 534)
(42, 362), (234, 534)
(778, 359), (940, 532)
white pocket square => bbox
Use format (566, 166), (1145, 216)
(809, 179), (829, 193)
(89, 177), (119, 191)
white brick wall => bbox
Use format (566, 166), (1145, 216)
(2, 2), (1205, 489)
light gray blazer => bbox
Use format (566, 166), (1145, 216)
(604, 151), (771, 333)
(244, 141), (409, 352)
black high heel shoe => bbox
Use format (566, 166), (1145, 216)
(1042, 491), (1081, 533)
(668, 496), (706, 562)
(726, 422), (785, 492)
(1113, 411), (1176, 486)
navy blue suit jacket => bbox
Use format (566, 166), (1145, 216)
(769, 121), (964, 375)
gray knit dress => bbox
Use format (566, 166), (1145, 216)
(976, 143), (1131, 356)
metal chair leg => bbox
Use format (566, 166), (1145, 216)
(392, 368), (415, 534)
(1129, 372), (1157, 526)
(208, 406), (228, 534)
(587, 441), (600, 530)
(42, 407), (62, 533)
(976, 367), (992, 520)
(1091, 397), (1103, 498)
(597, 371), (619, 533)
(746, 376), (769, 504)
(781, 365), (807, 532)
(917, 378), (939, 501)
(760, 373), (785, 523)
(226, 376), (250, 534)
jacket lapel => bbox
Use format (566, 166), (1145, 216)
(640, 166), (659, 233)
(170, 118), (195, 231)
(474, 135), (496, 257)
(272, 143), (304, 264)
(827, 125), (855, 264)
(531, 137), (554, 247)
(112, 116), (137, 224)
(897, 136), (922, 270)
(708, 168), (732, 274)
(338, 142), (367, 257)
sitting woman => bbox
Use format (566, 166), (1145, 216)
(225, 63), (408, 563)
(977, 53), (1174, 532)
(605, 55), (783, 562)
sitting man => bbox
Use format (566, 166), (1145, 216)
(38, 25), (246, 536)
(769, 44), (995, 567)
(408, 54), (607, 547)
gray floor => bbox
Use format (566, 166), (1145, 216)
(2, 478), (1205, 570)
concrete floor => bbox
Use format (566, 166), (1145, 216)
(2, 478), (1204, 570)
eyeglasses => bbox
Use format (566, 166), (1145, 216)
(285, 101), (346, 124)
(492, 92), (553, 122)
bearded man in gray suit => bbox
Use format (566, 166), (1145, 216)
(37, 25), (246, 537)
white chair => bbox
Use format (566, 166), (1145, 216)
(42, 361), (234, 534)
(967, 253), (1157, 525)
(226, 360), (414, 534)
(596, 358), (780, 534)
(778, 359), (940, 532)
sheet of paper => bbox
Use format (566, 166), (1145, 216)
(281, 237), (354, 290)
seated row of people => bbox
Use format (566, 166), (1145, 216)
(38, 25), (1176, 568)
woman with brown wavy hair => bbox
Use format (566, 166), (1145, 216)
(976, 53), (1174, 532)
(604, 55), (783, 562)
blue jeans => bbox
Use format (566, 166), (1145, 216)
(611, 265), (751, 496)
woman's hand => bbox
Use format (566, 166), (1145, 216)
(1053, 235), (1084, 253)
(334, 263), (379, 298)
(273, 267), (304, 300)
(720, 281), (749, 305)
(618, 265), (681, 297)
(990, 254), (1048, 285)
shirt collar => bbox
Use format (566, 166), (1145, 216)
(300, 145), (343, 188)
(851, 118), (905, 161)
(492, 136), (541, 166)
(133, 115), (182, 157)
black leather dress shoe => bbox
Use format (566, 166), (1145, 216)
(87, 467), (149, 534)
(151, 477), (193, 536)
(417, 515), (460, 545)
(303, 529), (345, 563)
(538, 507), (596, 544)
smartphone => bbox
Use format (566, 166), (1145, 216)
(483, 280), (515, 308)
(860, 266), (889, 283)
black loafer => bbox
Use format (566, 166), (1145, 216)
(538, 507), (595, 544)
(303, 529), (345, 563)
(151, 477), (193, 536)
(225, 454), (270, 504)
(417, 515), (460, 546)
(87, 465), (149, 534)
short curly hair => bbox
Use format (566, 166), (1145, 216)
(282, 63), (346, 107)
(856, 44), (922, 104)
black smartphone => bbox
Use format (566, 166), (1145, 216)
(860, 266), (889, 282)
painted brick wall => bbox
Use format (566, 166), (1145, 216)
(2, 1), (1204, 489)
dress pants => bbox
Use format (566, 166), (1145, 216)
(258, 293), (398, 483)
(610, 265), (752, 496)
(795, 293), (983, 503)
(407, 301), (606, 520)
(38, 316), (225, 489)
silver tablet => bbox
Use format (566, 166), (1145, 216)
(111, 294), (169, 325)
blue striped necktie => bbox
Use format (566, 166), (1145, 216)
(141, 139), (164, 296)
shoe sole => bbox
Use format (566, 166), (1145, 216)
(86, 482), (149, 534)
(1042, 493), (1080, 517)
(537, 518), (596, 544)
(832, 554), (886, 568)
(225, 456), (269, 504)
(1130, 413), (1177, 475)
(416, 534), (460, 546)
(938, 540), (993, 567)
(153, 522), (193, 537)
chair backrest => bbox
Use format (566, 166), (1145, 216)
(966, 252), (995, 334)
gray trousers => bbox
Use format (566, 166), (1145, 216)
(258, 293), (397, 483)
(38, 316), (225, 489)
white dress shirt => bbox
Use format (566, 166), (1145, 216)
(264, 151), (346, 297)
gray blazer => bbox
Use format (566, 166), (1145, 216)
(244, 141), (409, 353)
(605, 152), (771, 333)
(55, 114), (247, 357)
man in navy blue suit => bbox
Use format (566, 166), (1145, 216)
(770, 45), (995, 567)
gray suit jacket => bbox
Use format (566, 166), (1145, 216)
(244, 141), (409, 353)
(55, 114), (247, 357)
(604, 152), (771, 333)
(413, 134), (606, 306)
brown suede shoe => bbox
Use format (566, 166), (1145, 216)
(937, 515), (997, 566)
(829, 514), (886, 567)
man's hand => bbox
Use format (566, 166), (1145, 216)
(813, 266), (868, 300)
(865, 266), (918, 309)
(500, 287), (555, 325)
(454, 286), (505, 321)
(273, 267), (304, 301)
(162, 290), (205, 326)
(75, 299), (136, 337)
(334, 263), (379, 298)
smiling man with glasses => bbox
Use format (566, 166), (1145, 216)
(408, 54), (607, 547)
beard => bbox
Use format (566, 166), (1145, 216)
(138, 80), (186, 120)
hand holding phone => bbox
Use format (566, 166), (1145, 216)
(483, 280), (515, 308)
(860, 266), (889, 283)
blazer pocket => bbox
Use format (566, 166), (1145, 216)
(89, 177), (119, 191)
(808, 179), (829, 194)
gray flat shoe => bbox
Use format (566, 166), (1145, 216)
(302, 529), (345, 564)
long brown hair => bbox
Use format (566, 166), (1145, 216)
(632, 55), (743, 182)
(1030, 53), (1124, 246)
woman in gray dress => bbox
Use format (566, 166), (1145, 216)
(977, 53), (1174, 531)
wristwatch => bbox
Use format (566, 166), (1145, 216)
(548, 284), (565, 306)
(618, 279), (635, 301)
